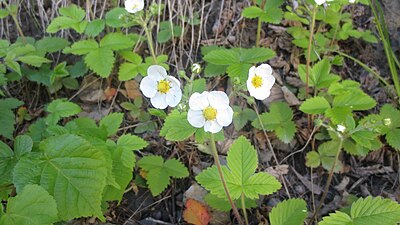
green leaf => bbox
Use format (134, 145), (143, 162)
(105, 7), (128, 28)
(0, 184), (58, 225)
(100, 32), (134, 51)
(269, 199), (308, 225)
(197, 137), (281, 200)
(0, 9), (9, 19)
(203, 49), (240, 65)
(320, 196), (400, 225)
(63, 39), (98, 55)
(240, 48), (276, 63)
(138, 156), (189, 196)
(17, 55), (51, 67)
(0, 140), (15, 186)
(242, 6), (263, 18)
(380, 104), (400, 129)
(99, 113), (124, 136)
(118, 62), (140, 81)
(305, 151), (321, 168)
(13, 135), (33, 159)
(59, 4), (85, 21)
(85, 19), (105, 37)
(38, 134), (107, 220)
(318, 140), (342, 172)
(35, 37), (70, 53)
(204, 193), (257, 211)
(0, 98), (23, 139)
(117, 134), (148, 151)
(12, 155), (41, 193)
(300, 96), (331, 114)
(252, 102), (296, 143)
(160, 110), (197, 141)
(46, 4), (87, 33)
(333, 92), (376, 111)
(298, 59), (340, 89)
(46, 99), (81, 125)
(386, 129), (400, 150)
(84, 47), (115, 77)
(227, 63), (252, 82)
(233, 106), (256, 131)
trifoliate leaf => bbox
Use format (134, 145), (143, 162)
(197, 136), (281, 200)
(269, 198), (308, 225)
(252, 102), (296, 143)
(38, 134), (107, 220)
(138, 155), (189, 196)
(45, 99), (81, 125)
(300, 96), (331, 114)
(320, 196), (400, 225)
(0, 184), (58, 225)
(99, 113), (124, 136)
(160, 110), (197, 141)
(0, 98), (23, 139)
(298, 59), (340, 89)
(84, 47), (115, 77)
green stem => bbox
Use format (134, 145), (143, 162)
(210, 134), (244, 225)
(310, 136), (344, 223)
(4, 2), (26, 43)
(306, 6), (317, 99)
(256, 18), (262, 47)
(143, 22), (157, 64)
(241, 193), (249, 225)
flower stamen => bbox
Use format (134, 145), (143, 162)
(203, 107), (217, 121)
(251, 75), (263, 88)
(157, 80), (170, 94)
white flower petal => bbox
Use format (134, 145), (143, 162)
(166, 87), (182, 107)
(261, 74), (276, 90)
(208, 91), (229, 109)
(250, 88), (271, 100)
(189, 92), (209, 110)
(204, 120), (223, 133)
(248, 66), (256, 78)
(125, 0), (144, 13)
(147, 65), (167, 80)
(216, 106), (233, 126)
(254, 64), (272, 76)
(150, 92), (168, 109)
(188, 109), (206, 128)
(167, 75), (181, 88)
(314, 0), (326, 5)
(140, 76), (157, 98)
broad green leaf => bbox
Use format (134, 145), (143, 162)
(12, 155), (41, 193)
(46, 99), (81, 125)
(325, 107), (352, 125)
(252, 102), (296, 143)
(226, 63), (252, 82)
(38, 134), (107, 220)
(305, 151), (320, 168)
(84, 47), (115, 77)
(300, 96), (331, 114)
(351, 130), (376, 149)
(46, 17), (78, 33)
(100, 32), (134, 50)
(63, 39), (98, 55)
(0, 140), (15, 185)
(17, 55), (51, 67)
(35, 37), (70, 53)
(0, 184), (58, 225)
(386, 129), (400, 150)
(318, 140), (342, 172)
(269, 199), (308, 225)
(138, 155), (189, 196)
(242, 6), (263, 18)
(85, 19), (105, 37)
(0, 98), (23, 139)
(319, 211), (353, 225)
(13, 135), (33, 159)
(59, 4), (85, 21)
(203, 49), (240, 65)
(105, 7), (128, 28)
(99, 113), (124, 136)
(380, 104), (400, 129)
(0, 9), (9, 19)
(240, 47), (276, 63)
(298, 59), (340, 89)
(160, 110), (197, 141)
(204, 193), (257, 211)
(118, 62), (140, 81)
(333, 92), (376, 111)
(117, 134), (148, 151)
(195, 165), (228, 199)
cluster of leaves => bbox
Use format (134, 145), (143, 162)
(0, 99), (148, 222)
(242, 0), (285, 24)
(285, 0), (376, 61)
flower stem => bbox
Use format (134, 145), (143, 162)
(4, 2), (26, 44)
(210, 133), (243, 225)
(142, 21), (158, 64)
(241, 193), (249, 225)
(305, 5), (317, 129)
(309, 136), (344, 223)
(256, 18), (262, 47)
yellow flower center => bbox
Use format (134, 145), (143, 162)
(203, 107), (217, 121)
(157, 80), (170, 94)
(251, 75), (263, 88)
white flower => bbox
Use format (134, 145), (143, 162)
(187, 91), (233, 133)
(337, 125), (346, 133)
(124, 0), (144, 13)
(246, 64), (276, 100)
(349, 0), (355, 3)
(314, 0), (333, 5)
(191, 63), (202, 74)
(140, 65), (182, 109)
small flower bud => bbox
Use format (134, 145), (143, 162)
(178, 70), (186, 78)
(191, 63), (202, 74)
(336, 124), (346, 133)
(383, 118), (391, 126)
(233, 77), (241, 85)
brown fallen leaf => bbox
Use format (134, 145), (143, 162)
(124, 80), (141, 100)
(183, 199), (211, 225)
(104, 87), (117, 102)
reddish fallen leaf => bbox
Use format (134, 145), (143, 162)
(124, 80), (141, 100)
(183, 199), (211, 225)
(104, 87), (117, 101)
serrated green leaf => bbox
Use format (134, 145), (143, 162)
(38, 134), (107, 220)
(0, 140), (15, 186)
(99, 113), (124, 136)
(46, 99), (81, 125)
(269, 198), (308, 225)
(118, 62), (140, 81)
(196, 165), (228, 199)
(380, 104), (400, 129)
(319, 211), (353, 225)
(59, 4), (85, 21)
(242, 6), (263, 18)
(160, 110), (197, 141)
(85, 19), (105, 37)
(233, 106), (256, 131)
(0, 98), (23, 139)
(306, 151), (320, 168)
(117, 134), (147, 151)
(240, 48), (276, 63)
(138, 156), (189, 196)
(325, 107), (352, 125)
(300, 96), (331, 114)
(318, 140), (342, 172)
(12, 155), (41, 193)
(17, 55), (51, 67)
(0, 184), (58, 225)
(36, 37), (70, 53)
(333, 92), (376, 111)
(298, 59), (340, 89)
(84, 47), (115, 77)
(0, 9), (9, 19)
(13, 135), (33, 159)
(105, 7), (128, 28)
(227, 63), (252, 82)
(203, 49), (240, 65)
(205, 193), (257, 212)
(63, 39), (98, 55)
(386, 129), (400, 150)
(100, 32), (134, 50)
